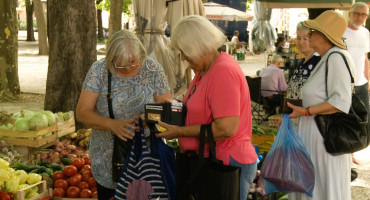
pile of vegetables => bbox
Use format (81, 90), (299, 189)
(63, 129), (91, 149)
(55, 111), (74, 123)
(0, 158), (43, 199)
(0, 109), (56, 131)
(38, 140), (89, 165)
(0, 140), (24, 164)
(52, 157), (97, 198)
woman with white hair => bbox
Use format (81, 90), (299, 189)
(288, 11), (355, 200)
(76, 30), (171, 199)
(156, 15), (257, 200)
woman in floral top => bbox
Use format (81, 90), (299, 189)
(286, 22), (320, 99)
(76, 30), (170, 199)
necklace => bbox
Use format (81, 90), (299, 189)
(201, 52), (219, 77)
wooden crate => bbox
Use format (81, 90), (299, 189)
(251, 134), (275, 146)
(52, 198), (97, 200)
(16, 180), (49, 200)
(57, 117), (76, 138)
(0, 121), (58, 148)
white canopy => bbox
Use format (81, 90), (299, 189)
(203, 2), (253, 21)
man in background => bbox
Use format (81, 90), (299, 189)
(343, 2), (370, 164)
(259, 54), (287, 116)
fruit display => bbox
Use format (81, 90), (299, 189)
(0, 158), (44, 199)
(52, 158), (97, 198)
(63, 129), (91, 149)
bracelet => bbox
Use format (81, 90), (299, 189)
(306, 107), (312, 116)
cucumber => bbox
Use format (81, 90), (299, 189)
(50, 163), (63, 171)
(12, 162), (31, 172)
(45, 168), (54, 176)
(61, 158), (71, 165)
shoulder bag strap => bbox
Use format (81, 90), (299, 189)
(325, 51), (354, 97)
(205, 124), (217, 160)
(107, 70), (114, 119)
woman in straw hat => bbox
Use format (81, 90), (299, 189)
(287, 10), (355, 200)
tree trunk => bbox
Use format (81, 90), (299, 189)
(25, 0), (35, 41)
(33, 0), (48, 55)
(46, 0), (96, 129)
(108, 0), (123, 38)
(0, 0), (20, 101)
(96, 0), (104, 40)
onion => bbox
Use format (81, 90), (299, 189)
(40, 153), (48, 160)
(52, 152), (60, 158)
(67, 154), (77, 160)
(55, 143), (64, 152)
(72, 149), (79, 156)
(60, 150), (69, 157)
(66, 145), (77, 151)
(63, 140), (70, 147)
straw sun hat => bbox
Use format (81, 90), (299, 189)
(302, 10), (348, 49)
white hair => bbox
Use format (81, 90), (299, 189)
(105, 30), (146, 73)
(350, 2), (369, 13)
(171, 15), (227, 61)
(271, 54), (283, 63)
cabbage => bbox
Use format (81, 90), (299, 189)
(63, 111), (73, 121)
(42, 110), (56, 126)
(0, 125), (8, 130)
(20, 109), (34, 119)
(28, 113), (48, 129)
(11, 112), (21, 119)
(14, 118), (30, 131)
(56, 112), (64, 122)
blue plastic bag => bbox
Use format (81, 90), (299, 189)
(261, 113), (315, 197)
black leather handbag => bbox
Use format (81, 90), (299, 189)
(107, 71), (133, 182)
(314, 52), (368, 156)
(175, 124), (241, 200)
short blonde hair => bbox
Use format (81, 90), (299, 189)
(171, 15), (226, 61)
(105, 30), (146, 73)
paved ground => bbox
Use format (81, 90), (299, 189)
(5, 31), (370, 199)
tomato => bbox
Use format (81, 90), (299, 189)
(80, 189), (92, 198)
(64, 165), (78, 177)
(52, 171), (65, 181)
(66, 186), (80, 198)
(92, 191), (98, 198)
(77, 181), (89, 190)
(54, 179), (68, 191)
(0, 191), (11, 200)
(71, 158), (85, 169)
(80, 165), (91, 174)
(52, 188), (65, 197)
(68, 173), (82, 186)
(88, 177), (96, 188)
(82, 171), (92, 182)
(82, 155), (90, 164)
(90, 186), (97, 194)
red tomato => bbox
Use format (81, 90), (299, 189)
(82, 155), (90, 164)
(68, 174), (82, 186)
(66, 187), (80, 198)
(80, 189), (92, 198)
(64, 165), (78, 177)
(54, 179), (68, 191)
(52, 188), (65, 197)
(52, 171), (65, 181)
(80, 165), (91, 174)
(92, 191), (98, 198)
(77, 181), (89, 190)
(90, 186), (97, 193)
(88, 177), (96, 188)
(71, 158), (85, 169)
(82, 171), (92, 182)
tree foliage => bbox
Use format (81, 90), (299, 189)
(97, 0), (132, 15)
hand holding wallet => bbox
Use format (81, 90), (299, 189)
(282, 98), (302, 113)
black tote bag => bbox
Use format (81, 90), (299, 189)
(176, 124), (241, 200)
(314, 51), (368, 155)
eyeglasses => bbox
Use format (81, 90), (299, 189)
(112, 60), (139, 69)
(351, 11), (368, 18)
(308, 29), (316, 36)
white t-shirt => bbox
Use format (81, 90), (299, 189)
(231, 35), (238, 44)
(343, 26), (370, 86)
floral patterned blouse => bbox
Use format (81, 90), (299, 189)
(286, 55), (321, 99)
(82, 57), (170, 189)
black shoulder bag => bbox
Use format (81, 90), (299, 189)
(107, 71), (133, 182)
(175, 124), (240, 200)
(314, 51), (368, 155)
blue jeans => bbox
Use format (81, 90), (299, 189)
(229, 156), (257, 200)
